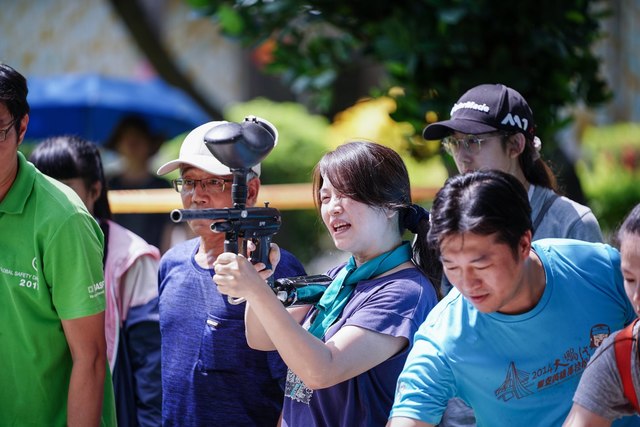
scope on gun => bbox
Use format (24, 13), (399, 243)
(204, 116), (277, 209)
(204, 115), (277, 171)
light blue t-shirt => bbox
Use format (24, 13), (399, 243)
(390, 239), (636, 427)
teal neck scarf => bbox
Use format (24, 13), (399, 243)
(307, 241), (412, 339)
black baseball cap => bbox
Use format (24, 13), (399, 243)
(422, 84), (536, 141)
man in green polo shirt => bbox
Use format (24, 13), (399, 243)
(0, 63), (116, 426)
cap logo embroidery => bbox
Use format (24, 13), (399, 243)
(451, 101), (490, 115)
(501, 113), (529, 131)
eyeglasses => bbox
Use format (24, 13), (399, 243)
(172, 178), (232, 194)
(0, 119), (16, 142)
(441, 132), (509, 156)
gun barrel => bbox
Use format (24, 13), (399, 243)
(272, 275), (332, 306)
(171, 208), (236, 223)
(170, 209), (183, 223)
(170, 207), (280, 223)
(169, 208), (240, 223)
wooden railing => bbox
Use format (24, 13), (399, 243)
(107, 183), (439, 213)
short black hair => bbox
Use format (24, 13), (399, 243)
(618, 203), (640, 243)
(30, 135), (112, 220)
(428, 170), (532, 260)
(0, 64), (29, 131)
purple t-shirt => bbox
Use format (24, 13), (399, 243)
(282, 266), (438, 427)
(159, 238), (306, 427)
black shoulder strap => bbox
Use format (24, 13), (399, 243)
(532, 192), (559, 233)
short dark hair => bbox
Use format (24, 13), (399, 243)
(618, 203), (640, 243)
(29, 135), (111, 220)
(428, 170), (532, 259)
(313, 140), (411, 212)
(0, 64), (30, 131)
(312, 140), (442, 291)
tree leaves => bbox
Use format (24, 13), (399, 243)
(191, 0), (611, 158)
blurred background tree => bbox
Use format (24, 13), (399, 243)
(187, 1), (611, 163)
(577, 123), (640, 238)
(5, 0), (634, 260)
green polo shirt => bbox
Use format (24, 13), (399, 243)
(0, 152), (115, 426)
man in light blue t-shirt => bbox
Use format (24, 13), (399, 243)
(387, 170), (638, 427)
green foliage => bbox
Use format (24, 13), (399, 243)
(576, 123), (640, 235)
(190, 0), (611, 159)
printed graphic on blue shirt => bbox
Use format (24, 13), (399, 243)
(494, 323), (611, 402)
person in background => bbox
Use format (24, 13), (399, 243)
(106, 115), (174, 253)
(156, 119), (307, 427)
(214, 140), (441, 426)
(423, 83), (602, 244)
(386, 170), (636, 427)
(422, 83), (604, 426)
(30, 136), (162, 427)
(0, 63), (116, 426)
(564, 203), (640, 426)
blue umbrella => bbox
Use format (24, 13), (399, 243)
(25, 74), (211, 144)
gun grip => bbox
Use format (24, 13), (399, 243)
(227, 236), (273, 306)
(253, 236), (274, 286)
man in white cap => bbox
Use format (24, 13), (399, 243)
(156, 120), (306, 427)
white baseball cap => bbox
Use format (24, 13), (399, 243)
(157, 120), (272, 177)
